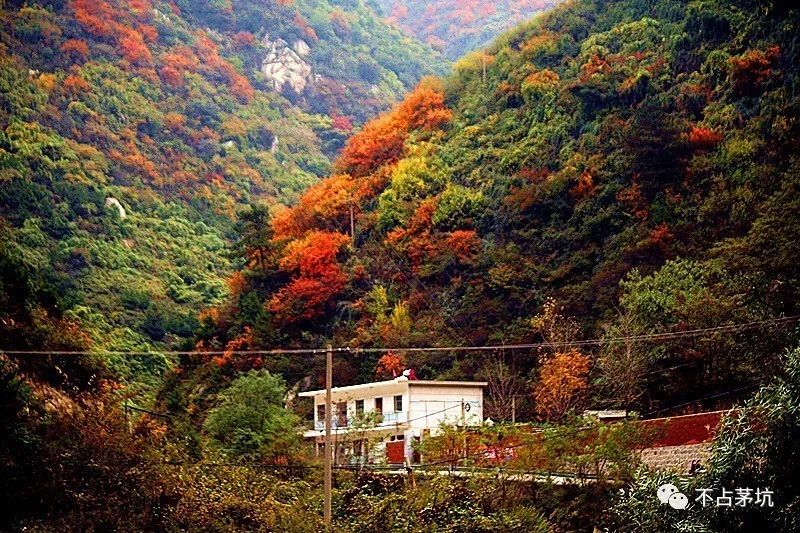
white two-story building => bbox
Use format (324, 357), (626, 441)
(299, 376), (486, 465)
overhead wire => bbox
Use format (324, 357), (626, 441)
(2, 315), (797, 357)
(417, 382), (759, 468)
(14, 317), (788, 477)
(140, 383), (759, 475)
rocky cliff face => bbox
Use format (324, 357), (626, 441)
(261, 37), (314, 95)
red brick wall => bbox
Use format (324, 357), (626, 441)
(640, 411), (725, 447)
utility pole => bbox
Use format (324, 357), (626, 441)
(404, 457), (416, 489)
(511, 396), (516, 425)
(324, 344), (333, 530)
(461, 398), (467, 461)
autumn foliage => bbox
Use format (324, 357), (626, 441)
(383, 0), (558, 58)
(687, 125), (723, 150)
(273, 174), (358, 239)
(60, 38), (89, 61)
(72, 0), (153, 66)
(533, 350), (591, 421)
(269, 231), (351, 323)
(336, 78), (451, 177)
(730, 45), (780, 95)
(375, 351), (405, 378)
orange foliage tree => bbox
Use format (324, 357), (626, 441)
(72, 0), (154, 66)
(60, 38), (90, 62)
(232, 31), (256, 47)
(336, 78), (451, 177)
(272, 174), (358, 239)
(268, 231), (350, 323)
(209, 326), (265, 370)
(194, 31), (254, 102)
(533, 350), (591, 421)
(375, 352), (405, 378)
(119, 30), (152, 64)
(72, 0), (117, 38)
(570, 170), (596, 199)
(730, 45), (780, 95)
(63, 72), (91, 94)
(687, 125), (723, 150)
(386, 198), (437, 272)
(443, 229), (481, 264)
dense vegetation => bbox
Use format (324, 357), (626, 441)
(375, 0), (560, 59)
(196, 0), (800, 419)
(0, 0), (445, 393)
(3, 0), (800, 530)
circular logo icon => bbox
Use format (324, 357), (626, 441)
(657, 484), (680, 504)
(668, 492), (689, 510)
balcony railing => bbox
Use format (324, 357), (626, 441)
(380, 411), (405, 424)
(314, 411), (406, 430)
(314, 418), (348, 430)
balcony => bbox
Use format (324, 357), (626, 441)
(315, 417), (348, 431)
(380, 411), (405, 425)
(314, 411), (406, 430)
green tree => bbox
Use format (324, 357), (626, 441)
(612, 347), (800, 532)
(704, 346), (800, 532)
(204, 370), (300, 461)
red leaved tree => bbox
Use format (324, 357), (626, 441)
(268, 231), (350, 323)
(375, 352), (405, 378)
(336, 78), (451, 177)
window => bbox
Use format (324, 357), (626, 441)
(374, 397), (383, 414)
(355, 399), (364, 415)
(394, 394), (403, 412)
(337, 402), (348, 426)
(317, 404), (325, 422)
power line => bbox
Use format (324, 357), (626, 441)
(0, 347), (351, 356)
(645, 385), (756, 416)
(3, 315), (797, 357)
(125, 403), (172, 419)
(145, 384), (757, 475)
(418, 383), (758, 468)
(353, 316), (800, 354)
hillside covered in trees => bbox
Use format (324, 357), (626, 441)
(3, 0), (800, 530)
(195, 0), (800, 417)
(375, 0), (561, 59)
(0, 0), (445, 391)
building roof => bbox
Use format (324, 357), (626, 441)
(298, 378), (488, 397)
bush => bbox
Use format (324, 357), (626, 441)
(203, 370), (302, 462)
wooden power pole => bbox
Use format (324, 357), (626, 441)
(511, 396), (516, 425)
(324, 344), (333, 529)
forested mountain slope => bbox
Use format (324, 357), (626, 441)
(375, 0), (561, 59)
(3, 0), (800, 530)
(0, 0), (444, 388)
(196, 0), (800, 415)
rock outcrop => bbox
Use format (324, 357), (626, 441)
(261, 37), (313, 95)
(105, 197), (127, 219)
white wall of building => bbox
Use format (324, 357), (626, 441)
(301, 379), (485, 463)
